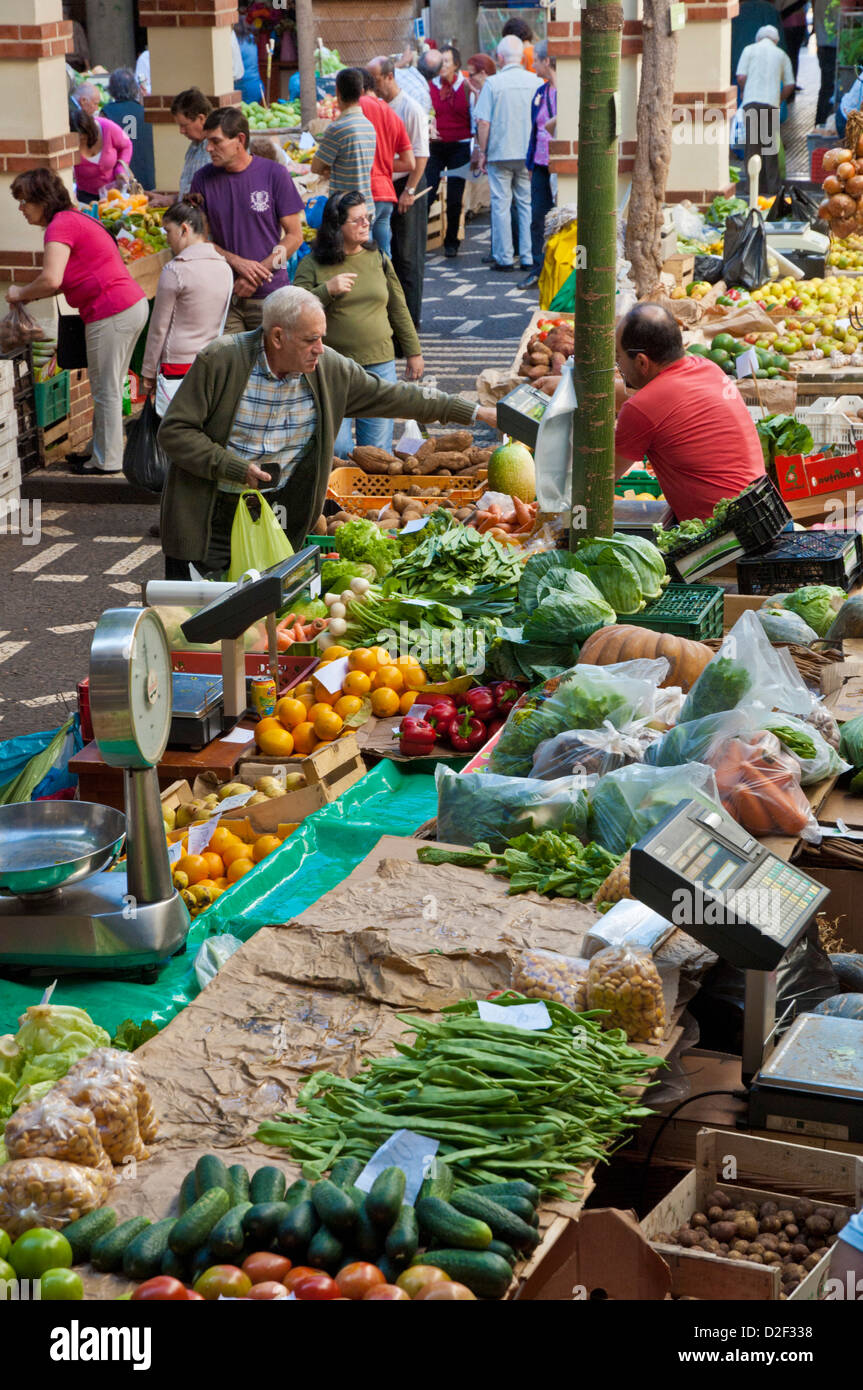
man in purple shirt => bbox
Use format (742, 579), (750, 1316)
(191, 106), (303, 332)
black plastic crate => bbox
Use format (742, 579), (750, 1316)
(665, 477), (791, 582)
(16, 425), (44, 476)
(14, 389), (37, 441)
(737, 530), (863, 594)
(4, 345), (34, 399)
(626, 583), (725, 640)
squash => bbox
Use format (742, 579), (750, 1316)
(578, 624), (713, 692)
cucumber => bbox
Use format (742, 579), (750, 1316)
(169, 1186), (231, 1255)
(189, 1244), (218, 1281)
(376, 1253), (399, 1284)
(225, 1165), (250, 1207)
(195, 1154), (229, 1197)
(412, 1249), (513, 1299)
(449, 1191), (538, 1252)
(91, 1217), (151, 1273)
(416, 1196), (492, 1251)
(366, 1167), (406, 1229)
(275, 1200), (319, 1256)
(330, 1157), (364, 1189)
(472, 1180), (540, 1208)
(63, 1208), (117, 1263)
(242, 1202), (292, 1249)
(483, 1192), (539, 1224)
(354, 1203), (383, 1261)
(284, 1178), (314, 1206)
(161, 1248), (189, 1281)
(488, 1239), (518, 1267)
(178, 1170), (198, 1216)
(123, 1219), (177, 1281)
(384, 1205), (419, 1269)
(249, 1166), (287, 1205)
(311, 1179), (358, 1234)
(210, 1202), (252, 1261)
(419, 1160), (454, 1203)
(307, 1224), (343, 1272)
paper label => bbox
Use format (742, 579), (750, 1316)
(313, 655), (349, 695)
(298, 130), (315, 151)
(393, 434), (423, 456)
(735, 346), (760, 380)
(836, 318), (851, 332)
(477, 999), (552, 1030)
(187, 820), (216, 856)
(401, 517), (429, 534)
(168, 841), (183, 865)
(309, 574), (322, 598)
(220, 726), (256, 745)
(355, 1129), (439, 1206)
(214, 790), (254, 813)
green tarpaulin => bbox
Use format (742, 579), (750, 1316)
(0, 760), (437, 1037)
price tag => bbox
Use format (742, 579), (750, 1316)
(298, 130), (316, 151)
(355, 1129), (439, 1206)
(220, 726), (255, 745)
(187, 820), (216, 856)
(214, 790), (254, 813)
(735, 346), (760, 380)
(168, 841), (183, 865)
(836, 318), (851, 332)
(401, 517), (429, 534)
(309, 574), (322, 598)
(313, 655), (349, 695)
(477, 1000), (552, 1031)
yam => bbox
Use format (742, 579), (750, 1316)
(551, 352), (566, 372)
(433, 452), (474, 473)
(706, 1191), (731, 1211)
(468, 447), (494, 466)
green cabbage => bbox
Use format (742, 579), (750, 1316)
(578, 533), (668, 602)
(782, 586), (844, 639)
(572, 541), (645, 616)
(519, 551), (586, 614)
(522, 572), (616, 646)
(10, 1003), (110, 1107)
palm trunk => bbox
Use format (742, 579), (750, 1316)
(295, 0), (317, 130)
(571, 0), (624, 546)
(625, 0), (677, 295)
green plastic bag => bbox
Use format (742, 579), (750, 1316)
(227, 489), (293, 582)
(550, 269), (575, 312)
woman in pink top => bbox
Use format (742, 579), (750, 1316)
(71, 100), (134, 203)
(6, 167), (148, 474)
(141, 200), (234, 416)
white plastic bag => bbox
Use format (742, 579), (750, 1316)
(534, 360), (576, 513)
(194, 934), (244, 990)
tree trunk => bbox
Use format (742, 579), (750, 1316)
(570, 0), (623, 545)
(295, 0), (317, 130)
(625, 0), (677, 296)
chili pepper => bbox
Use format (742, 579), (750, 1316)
(399, 716), (437, 758)
(491, 680), (521, 715)
(461, 685), (496, 719)
(449, 712), (488, 753)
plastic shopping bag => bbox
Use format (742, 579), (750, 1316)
(722, 208), (769, 291)
(122, 397), (170, 494)
(679, 610), (815, 725)
(534, 360), (576, 513)
(227, 490), (293, 583)
(0, 303), (44, 354)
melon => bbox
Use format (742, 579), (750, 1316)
(487, 441), (536, 502)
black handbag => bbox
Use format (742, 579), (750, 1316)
(56, 311), (87, 370)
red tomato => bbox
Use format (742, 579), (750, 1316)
(292, 1274), (340, 1301)
(413, 1281), (477, 1300)
(130, 1277), (188, 1302)
(241, 1253), (292, 1285)
(335, 1262), (386, 1301)
(185, 1290), (205, 1301)
(283, 1266), (327, 1293)
(395, 1266), (451, 1298)
(193, 1265), (253, 1300)
(247, 1281), (290, 1300)
(363, 1284), (410, 1300)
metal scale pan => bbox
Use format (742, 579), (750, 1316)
(0, 801), (126, 899)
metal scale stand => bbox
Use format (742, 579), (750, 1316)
(630, 799), (863, 1142)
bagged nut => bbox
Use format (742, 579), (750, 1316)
(4, 1092), (113, 1179)
(587, 945), (667, 1043)
(513, 949), (589, 1012)
(0, 1158), (108, 1237)
(57, 1072), (148, 1165)
(68, 1047), (158, 1145)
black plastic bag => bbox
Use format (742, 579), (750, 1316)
(693, 254), (725, 285)
(722, 209), (769, 291)
(766, 181), (827, 232)
(122, 397), (169, 494)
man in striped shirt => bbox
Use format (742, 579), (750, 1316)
(311, 68), (376, 207)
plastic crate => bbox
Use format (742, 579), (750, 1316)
(329, 466), (485, 501)
(625, 583), (725, 640)
(15, 424), (44, 475)
(33, 371), (70, 429)
(795, 396), (855, 451)
(737, 530), (863, 594)
(666, 477), (791, 582)
(305, 535), (336, 550)
(615, 467), (663, 499)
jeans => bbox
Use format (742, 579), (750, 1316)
(487, 159), (533, 266)
(391, 179), (426, 332)
(334, 358), (398, 457)
(426, 138), (471, 250)
(372, 201), (394, 257)
(816, 44), (836, 127)
(85, 297), (149, 472)
(529, 164), (555, 272)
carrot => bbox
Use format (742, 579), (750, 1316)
(511, 496), (532, 527)
(277, 633), (293, 651)
(728, 786), (775, 836)
(278, 613), (297, 630)
(291, 622), (306, 641)
(477, 516), (500, 533)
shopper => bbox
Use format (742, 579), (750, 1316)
(191, 106), (303, 333)
(735, 25), (795, 197)
(70, 87), (134, 203)
(502, 15), (536, 71)
(294, 191), (423, 456)
(171, 89), (213, 198)
(426, 45), (473, 259)
(814, 0), (838, 128)
(395, 48), (442, 112)
(780, 0), (808, 86)
(6, 168), (148, 474)
(234, 18), (264, 105)
(466, 52), (496, 98)
(370, 56), (429, 331)
(474, 36), (541, 271)
(140, 200), (234, 416)
(359, 69), (415, 257)
(101, 68), (156, 191)
(520, 41), (558, 289)
(310, 68), (376, 209)
(158, 284), (495, 579)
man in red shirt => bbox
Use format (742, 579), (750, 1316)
(614, 304), (765, 521)
(360, 71), (415, 259)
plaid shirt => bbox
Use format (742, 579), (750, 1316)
(219, 343), (317, 494)
(179, 139), (211, 198)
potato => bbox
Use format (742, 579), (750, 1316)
(690, 1212), (709, 1229)
(792, 1200), (814, 1222)
(783, 1224), (799, 1240)
(759, 1216), (782, 1234)
(727, 1250), (746, 1261)
(759, 1201), (779, 1218)
(763, 1252), (782, 1265)
(782, 1264), (806, 1283)
(710, 1221), (737, 1243)
(834, 1210), (851, 1233)
(789, 1244), (810, 1263)
(776, 1210), (794, 1226)
(732, 1239), (750, 1254)
(804, 1214), (832, 1238)
(678, 1229), (701, 1248)
(777, 1241), (791, 1257)
(733, 1214), (759, 1241)
(707, 1206), (725, 1223)
(802, 1252), (822, 1272)
(314, 514), (328, 533)
(707, 1190), (731, 1211)
(759, 1234), (780, 1253)
(747, 1253), (764, 1263)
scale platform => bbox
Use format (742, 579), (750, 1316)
(749, 1013), (863, 1142)
(169, 671), (224, 749)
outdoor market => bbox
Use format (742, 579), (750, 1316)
(4, 0), (863, 1338)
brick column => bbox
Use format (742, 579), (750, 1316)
(138, 0), (240, 190)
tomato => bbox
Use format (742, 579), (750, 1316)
(363, 1284), (410, 1300)
(193, 1265), (253, 1300)
(242, 1253), (293, 1286)
(130, 1276), (188, 1302)
(396, 1266), (451, 1298)
(292, 1274), (340, 1301)
(0, 1257), (18, 1297)
(413, 1281), (477, 1300)
(185, 1290), (205, 1301)
(8, 1229), (72, 1279)
(335, 1262), (386, 1300)
(283, 1266), (327, 1293)
(247, 1281), (290, 1300)
(0, 1230), (10, 1261)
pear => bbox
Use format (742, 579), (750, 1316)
(283, 772), (306, 792)
(247, 791), (270, 806)
(218, 781), (251, 801)
(255, 776), (285, 798)
(175, 802), (201, 829)
(162, 805), (176, 831)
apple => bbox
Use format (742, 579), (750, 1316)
(789, 297), (803, 311)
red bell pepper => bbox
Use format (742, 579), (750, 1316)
(485, 717), (505, 739)
(399, 717), (437, 758)
(491, 681), (521, 715)
(461, 686), (496, 719)
(426, 699), (458, 739)
(449, 712), (488, 753)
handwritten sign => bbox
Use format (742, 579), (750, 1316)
(477, 1000), (552, 1031)
(355, 1129), (439, 1205)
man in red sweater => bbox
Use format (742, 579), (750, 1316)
(360, 70), (415, 258)
(614, 304), (766, 522)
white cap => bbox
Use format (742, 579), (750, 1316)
(756, 25), (780, 42)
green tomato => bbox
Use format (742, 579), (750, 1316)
(0, 1257), (18, 1298)
(39, 1268), (84, 1301)
(0, 1229), (10, 1261)
(8, 1229), (72, 1279)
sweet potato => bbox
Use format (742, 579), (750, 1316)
(393, 439), (435, 464)
(468, 447), (494, 466)
(434, 431), (472, 453)
(352, 445), (397, 474)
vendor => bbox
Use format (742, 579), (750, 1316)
(158, 284), (498, 580)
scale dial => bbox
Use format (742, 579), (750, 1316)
(89, 609), (173, 769)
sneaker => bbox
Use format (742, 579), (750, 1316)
(444, 245), (458, 258)
(517, 272), (540, 289)
(491, 261), (516, 271)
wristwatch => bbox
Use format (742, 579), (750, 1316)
(406, 187), (417, 196)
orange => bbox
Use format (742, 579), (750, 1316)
(313, 707), (343, 741)
(348, 647), (377, 674)
(292, 721), (318, 755)
(210, 826), (242, 855)
(394, 654), (420, 670)
(318, 645), (350, 663)
(343, 670), (371, 697)
(294, 680), (316, 697)
(201, 851), (225, 879)
(372, 665), (404, 693)
(276, 696), (307, 729)
(215, 877), (230, 891)
(253, 834), (282, 863)
(256, 724), (295, 757)
(309, 701), (336, 724)
(255, 716), (282, 738)
(370, 687), (400, 717)
(176, 854), (209, 885)
(296, 689), (317, 713)
(334, 694), (363, 720)
(403, 666), (427, 691)
(226, 857), (254, 883)
(399, 691), (417, 715)
(222, 842), (254, 869)
(370, 646), (394, 669)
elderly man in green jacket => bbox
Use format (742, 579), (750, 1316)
(158, 284), (496, 578)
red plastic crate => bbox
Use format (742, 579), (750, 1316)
(810, 147), (828, 182)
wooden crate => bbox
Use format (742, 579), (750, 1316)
(239, 730), (366, 802)
(663, 252), (695, 286)
(427, 193), (444, 251)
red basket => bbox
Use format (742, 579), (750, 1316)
(810, 147), (828, 182)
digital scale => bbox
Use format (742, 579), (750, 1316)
(496, 382), (552, 448)
(763, 220), (829, 280)
(630, 799), (863, 1141)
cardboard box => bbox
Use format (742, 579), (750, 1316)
(641, 1128), (863, 1300)
(512, 1209), (672, 1301)
(821, 657), (863, 721)
(159, 779), (194, 813)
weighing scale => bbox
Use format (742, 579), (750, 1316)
(496, 382), (553, 448)
(629, 799), (863, 1140)
(0, 608), (190, 978)
(763, 221), (829, 280)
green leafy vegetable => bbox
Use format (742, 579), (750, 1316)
(111, 1018), (160, 1051)
(709, 194), (747, 223)
(522, 572), (616, 645)
(782, 586), (844, 639)
(0, 1002), (110, 1121)
(577, 534), (667, 602)
(320, 559), (377, 594)
(588, 763), (720, 855)
(383, 523), (522, 600)
(756, 415), (814, 483)
(518, 551), (586, 614)
(572, 541), (646, 616)
(332, 518), (399, 578)
(420, 830), (620, 900)
(679, 656), (752, 722)
(840, 714), (863, 768)
(652, 494), (734, 556)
